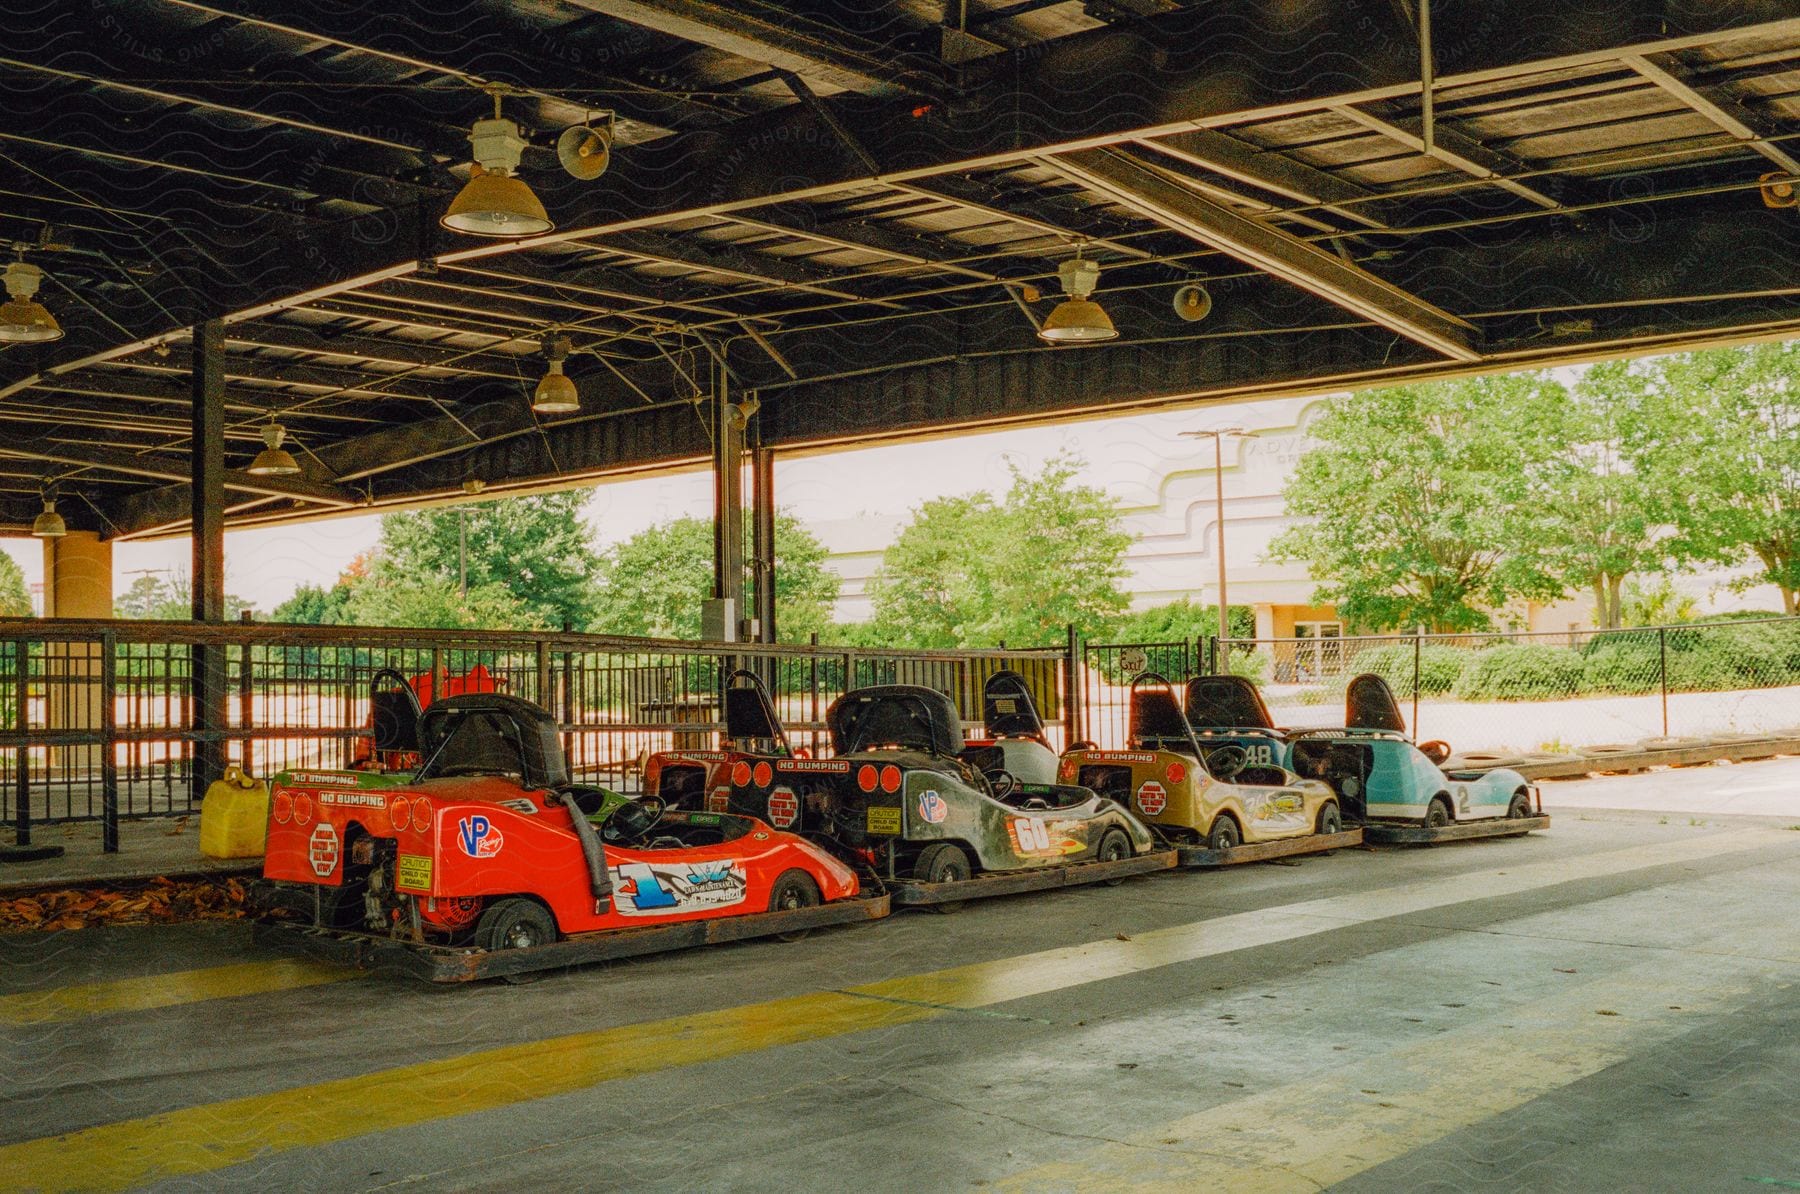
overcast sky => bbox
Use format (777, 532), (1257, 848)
(4, 400), (1271, 613)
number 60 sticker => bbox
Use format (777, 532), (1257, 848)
(1008, 817), (1053, 854)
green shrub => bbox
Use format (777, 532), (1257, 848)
(1453, 644), (1585, 701)
(1223, 647), (1271, 684)
(1583, 620), (1800, 694)
(1344, 642), (1467, 697)
(1581, 641), (1660, 695)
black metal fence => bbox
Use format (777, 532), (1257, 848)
(1083, 618), (1800, 758)
(0, 619), (1069, 852)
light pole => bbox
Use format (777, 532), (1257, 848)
(1180, 427), (1256, 667)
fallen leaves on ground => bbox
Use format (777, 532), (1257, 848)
(0, 876), (249, 933)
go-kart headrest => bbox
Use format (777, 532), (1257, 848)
(1129, 675), (1196, 751)
(369, 668), (422, 753)
(723, 669), (785, 748)
(982, 669), (1046, 740)
(418, 693), (570, 789)
(1184, 674), (1275, 730)
(829, 685), (964, 758)
(1345, 673), (1407, 733)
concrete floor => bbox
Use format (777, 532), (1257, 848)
(2, 765), (1797, 1192)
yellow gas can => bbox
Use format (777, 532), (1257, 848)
(200, 765), (270, 859)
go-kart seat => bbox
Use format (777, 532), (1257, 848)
(994, 737), (1059, 785)
(959, 743), (1007, 775)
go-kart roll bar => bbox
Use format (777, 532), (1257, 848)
(1129, 672), (1211, 764)
(554, 791), (613, 903)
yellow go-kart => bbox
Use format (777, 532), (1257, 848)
(1061, 673), (1359, 866)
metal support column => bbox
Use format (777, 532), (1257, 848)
(711, 358), (746, 635)
(190, 318), (228, 809)
(751, 440), (776, 645)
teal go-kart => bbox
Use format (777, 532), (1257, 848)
(1284, 674), (1547, 844)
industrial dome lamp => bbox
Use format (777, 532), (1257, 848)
(247, 422), (301, 476)
(1037, 249), (1117, 343)
(0, 261), (64, 343)
(532, 334), (580, 414)
(441, 91), (554, 238)
(31, 494), (66, 539)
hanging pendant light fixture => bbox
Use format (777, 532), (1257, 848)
(441, 90), (553, 238)
(248, 422), (301, 476)
(31, 495), (66, 539)
(0, 262), (64, 343)
(1038, 248), (1118, 343)
(532, 334), (580, 414)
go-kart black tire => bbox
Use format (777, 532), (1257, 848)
(1097, 828), (1131, 885)
(1206, 815), (1242, 851)
(475, 898), (558, 983)
(1315, 802), (1342, 836)
(1508, 792), (1532, 819)
(1425, 797), (1452, 828)
(914, 842), (971, 914)
(768, 870), (822, 942)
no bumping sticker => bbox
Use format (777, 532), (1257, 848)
(1136, 780), (1169, 816)
(307, 822), (340, 877)
(766, 786), (799, 829)
(917, 789), (948, 824)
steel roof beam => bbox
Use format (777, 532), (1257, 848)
(1328, 104), (1565, 210)
(564, 0), (944, 97)
(1142, 129), (1394, 230)
(1622, 52), (1800, 176)
(154, 0), (723, 138)
(1047, 148), (1479, 360)
(0, 443), (354, 505)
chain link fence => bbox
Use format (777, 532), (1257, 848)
(1081, 618), (1800, 758)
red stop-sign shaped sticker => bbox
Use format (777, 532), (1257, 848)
(308, 821), (340, 877)
(1136, 780), (1168, 816)
(766, 786), (799, 829)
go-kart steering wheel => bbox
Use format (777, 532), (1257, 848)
(984, 768), (1019, 800)
(1206, 744), (1249, 781)
(601, 795), (666, 845)
(1418, 740), (1453, 765)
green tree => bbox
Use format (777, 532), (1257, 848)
(374, 492), (602, 629)
(1619, 346), (1800, 615)
(0, 552), (29, 616)
(113, 571), (256, 620)
(343, 569), (543, 631)
(1619, 577), (1699, 627)
(589, 512), (841, 643)
(867, 454), (1132, 647)
(1268, 374), (1568, 632)
(272, 580), (353, 625)
(1111, 598), (1255, 643)
(1534, 361), (1667, 629)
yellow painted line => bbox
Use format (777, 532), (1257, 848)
(0, 960), (355, 1027)
(999, 948), (1797, 1191)
(4, 990), (938, 1193)
(3, 827), (1792, 1192)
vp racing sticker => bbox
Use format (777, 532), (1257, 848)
(456, 814), (504, 858)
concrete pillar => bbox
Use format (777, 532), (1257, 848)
(41, 530), (113, 618)
(41, 530), (114, 786)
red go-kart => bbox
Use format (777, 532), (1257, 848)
(258, 692), (883, 982)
